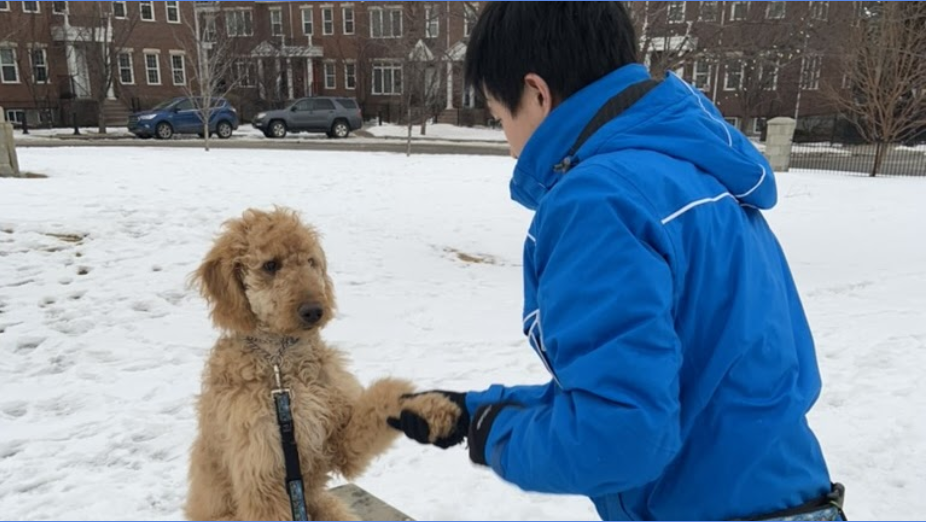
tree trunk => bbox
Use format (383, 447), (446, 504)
(871, 141), (886, 177)
(406, 105), (413, 157)
(203, 117), (211, 152)
(97, 106), (107, 135)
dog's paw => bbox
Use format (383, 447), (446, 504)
(364, 377), (416, 417)
(396, 392), (463, 443)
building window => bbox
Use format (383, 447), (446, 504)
(170, 53), (185, 86)
(766, 1), (785, 19)
(667, 1), (686, 23)
(342, 6), (354, 35)
(372, 62), (402, 95)
(118, 52), (134, 84)
(370, 7), (402, 38)
(810, 1), (828, 20)
(202, 13), (217, 41)
(800, 54), (822, 90)
(301, 7), (313, 35)
(0, 48), (19, 83)
(236, 61), (255, 87)
(30, 48), (47, 83)
(22, 1), (38, 13)
(692, 61), (711, 90)
(464, 3), (477, 37)
(724, 117), (740, 128)
(730, 1), (748, 21)
(144, 53), (161, 85)
(166, 1), (180, 23)
(52, 1), (67, 14)
(344, 62), (356, 90)
(270, 8), (283, 36)
(425, 5), (439, 37)
(321, 6), (334, 35)
(724, 59), (744, 91)
(752, 117), (767, 135)
(226, 10), (253, 37)
(462, 84), (475, 108)
(699, 1), (717, 21)
(324, 61), (336, 90)
(0, 2), (9, 11)
(140, 1), (154, 21)
(760, 58), (779, 90)
(112, 1), (126, 19)
(5, 109), (24, 125)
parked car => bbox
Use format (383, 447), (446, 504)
(128, 97), (240, 140)
(252, 97), (362, 139)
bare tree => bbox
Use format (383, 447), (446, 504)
(171, 7), (252, 151)
(66, 1), (141, 134)
(824, 1), (926, 176)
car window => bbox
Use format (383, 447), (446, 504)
(313, 99), (336, 111)
(175, 99), (195, 111)
(336, 99), (358, 109)
(293, 100), (313, 111)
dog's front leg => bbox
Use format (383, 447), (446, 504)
(333, 377), (415, 479)
(184, 435), (236, 521)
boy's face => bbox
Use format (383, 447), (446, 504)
(486, 74), (553, 159)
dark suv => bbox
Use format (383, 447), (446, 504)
(128, 97), (239, 140)
(252, 97), (363, 139)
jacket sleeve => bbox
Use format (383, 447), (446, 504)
(465, 383), (554, 417)
(481, 177), (683, 497)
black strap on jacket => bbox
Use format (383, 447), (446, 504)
(273, 385), (310, 521)
(733, 483), (848, 521)
(553, 78), (662, 174)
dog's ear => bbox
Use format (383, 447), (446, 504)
(192, 233), (257, 334)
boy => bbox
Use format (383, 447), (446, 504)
(388, 3), (843, 520)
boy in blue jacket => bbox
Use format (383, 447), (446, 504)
(387, 3), (844, 520)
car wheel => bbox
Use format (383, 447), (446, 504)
(155, 122), (173, 140)
(216, 121), (233, 139)
(330, 119), (350, 139)
(269, 120), (287, 139)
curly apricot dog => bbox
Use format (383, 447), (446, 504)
(184, 208), (434, 521)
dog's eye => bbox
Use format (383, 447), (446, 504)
(262, 260), (280, 274)
(308, 257), (318, 268)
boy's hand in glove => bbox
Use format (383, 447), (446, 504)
(386, 391), (469, 449)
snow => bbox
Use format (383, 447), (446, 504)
(362, 123), (506, 143)
(1, 147), (924, 521)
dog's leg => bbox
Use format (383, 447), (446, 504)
(184, 435), (236, 521)
(333, 377), (415, 479)
(310, 490), (361, 521)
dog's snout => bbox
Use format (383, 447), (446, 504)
(298, 303), (325, 327)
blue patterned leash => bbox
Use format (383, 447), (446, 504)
(271, 362), (310, 521)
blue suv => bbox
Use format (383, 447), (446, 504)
(128, 97), (239, 140)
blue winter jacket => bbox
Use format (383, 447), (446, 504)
(465, 64), (832, 520)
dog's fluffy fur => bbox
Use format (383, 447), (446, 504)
(184, 208), (417, 521)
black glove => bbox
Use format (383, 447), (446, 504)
(387, 391), (470, 449)
(467, 402), (518, 466)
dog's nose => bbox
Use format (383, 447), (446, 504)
(298, 303), (325, 326)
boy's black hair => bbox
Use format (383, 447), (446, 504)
(465, 2), (639, 115)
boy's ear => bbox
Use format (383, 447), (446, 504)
(523, 73), (554, 116)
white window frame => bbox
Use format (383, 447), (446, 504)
(21, 1), (39, 13)
(52, 1), (67, 15)
(321, 5), (334, 35)
(344, 61), (356, 90)
(463, 3), (477, 37)
(760, 58), (779, 91)
(800, 54), (822, 91)
(140, 1), (155, 21)
(324, 61), (336, 90)
(752, 117), (767, 135)
(766, 1), (785, 19)
(5, 109), (25, 125)
(301, 7), (313, 35)
(699, 1), (718, 21)
(724, 117), (739, 128)
(225, 10), (253, 37)
(667, 1), (686, 23)
(372, 61), (402, 95)
(342, 6), (354, 35)
(425, 4), (439, 37)
(0, 2), (9, 12)
(724, 59), (744, 91)
(112, 1), (126, 19)
(170, 52), (186, 86)
(692, 61), (711, 91)
(144, 52), (161, 86)
(166, 1), (180, 23)
(810, 1), (829, 20)
(270, 8), (283, 36)
(118, 51), (134, 85)
(0, 47), (20, 84)
(237, 61), (255, 87)
(370, 7), (402, 39)
(30, 47), (48, 84)
(730, 1), (748, 21)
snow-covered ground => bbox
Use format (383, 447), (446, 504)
(364, 123), (506, 142)
(1, 147), (924, 521)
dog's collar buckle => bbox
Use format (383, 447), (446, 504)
(271, 364), (294, 403)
